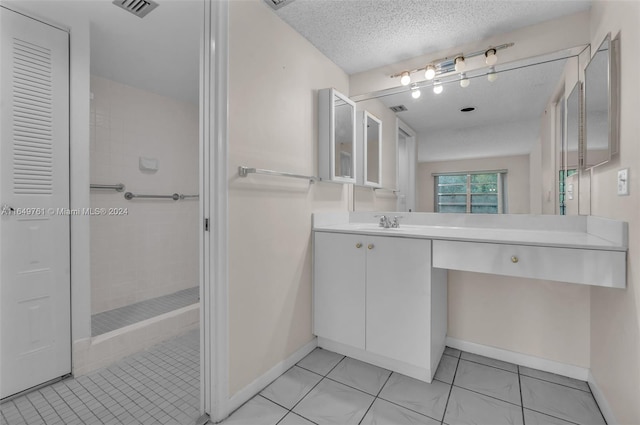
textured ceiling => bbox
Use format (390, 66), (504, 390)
(274, 0), (591, 74)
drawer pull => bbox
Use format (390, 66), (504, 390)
(511, 256), (519, 263)
(356, 243), (362, 248)
(368, 244), (374, 250)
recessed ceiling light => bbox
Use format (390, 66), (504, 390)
(460, 107), (475, 112)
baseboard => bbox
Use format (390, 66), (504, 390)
(588, 371), (617, 425)
(445, 337), (589, 381)
(226, 338), (318, 416)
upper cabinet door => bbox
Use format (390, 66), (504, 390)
(357, 111), (382, 187)
(318, 88), (356, 183)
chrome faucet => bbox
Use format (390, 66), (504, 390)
(376, 215), (401, 228)
(391, 216), (401, 228)
(378, 215), (391, 228)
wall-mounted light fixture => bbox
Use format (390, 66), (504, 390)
(487, 66), (498, 82)
(433, 80), (443, 95)
(411, 83), (421, 99)
(459, 73), (470, 88)
(390, 42), (513, 86)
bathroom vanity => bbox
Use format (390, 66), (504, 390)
(312, 212), (627, 383)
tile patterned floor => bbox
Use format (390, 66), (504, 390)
(0, 338), (607, 425)
(222, 347), (607, 425)
(0, 330), (200, 425)
(91, 287), (199, 336)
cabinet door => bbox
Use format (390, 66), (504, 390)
(366, 237), (432, 368)
(314, 232), (366, 349)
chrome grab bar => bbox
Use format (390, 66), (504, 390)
(123, 192), (199, 201)
(238, 166), (318, 183)
(91, 183), (125, 192)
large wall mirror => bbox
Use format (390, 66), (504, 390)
(583, 33), (620, 169)
(352, 45), (588, 216)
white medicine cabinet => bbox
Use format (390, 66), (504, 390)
(318, 88), (356, 183)
(357, 111), (382, 187)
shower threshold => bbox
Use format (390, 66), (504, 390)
(91, 287), (199, 336)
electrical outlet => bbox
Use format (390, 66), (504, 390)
(617, 168), (629, 196)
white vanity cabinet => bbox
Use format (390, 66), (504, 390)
(313, 231), (447, 382)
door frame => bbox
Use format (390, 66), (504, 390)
(201, 0), (230, 421)
(396, 118), (417, 212)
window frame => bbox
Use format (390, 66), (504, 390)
(433, 170), (507, 214)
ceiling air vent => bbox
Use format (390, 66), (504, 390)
(264, 0), (296, 10)
(389, 105), (408, 113)
(112, 0), (159, 18)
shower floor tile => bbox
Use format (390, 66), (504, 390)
(0, 329), (199, 425)
(91, 286), (199, 336)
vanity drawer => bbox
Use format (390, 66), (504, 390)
(432, 240), (625, 288)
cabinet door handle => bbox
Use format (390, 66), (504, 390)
(368, 244), (374, 250)
(356, 243), (362, 248)
(511, 256), (519, 263)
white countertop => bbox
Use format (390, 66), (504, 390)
(313, 223), (626, 251)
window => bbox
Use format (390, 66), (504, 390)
(434, 171), (506, 214)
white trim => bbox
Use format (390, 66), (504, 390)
(445, 337), (589, 381)
(396, 118), (417, 212)
(203, 0), (230, 422)
(588, 371), (618, 425)
(226, 339), (318, 418)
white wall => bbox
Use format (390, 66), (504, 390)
(228, 0), (350, 396)
(588, 1), (640, 422)
(417, 155), (530, 214)
(90, 76), (199, 313)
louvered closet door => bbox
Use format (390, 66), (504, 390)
(0, 6), (71, 399)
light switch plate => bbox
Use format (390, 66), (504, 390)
(617, 168), (629, 196)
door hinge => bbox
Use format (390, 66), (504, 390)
(204, 218), (210, 232)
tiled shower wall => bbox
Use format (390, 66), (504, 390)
(89, 75), (198, 314)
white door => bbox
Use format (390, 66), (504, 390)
(366, 236), (431, 369)
(313, 232), (366, 349)
(396, 120), (416, 212)
(0, 7), (71, 399)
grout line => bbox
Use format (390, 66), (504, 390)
(585, 381), (608, 425)
(452, 384), (522, 408)
(519, 373), (591, 394)
(356, 371), (394, 425)
(440, 355), (461, 424)
(22, 395), (47, 425)
(518, 365), (525, 425)
(458, 357), (518, 374)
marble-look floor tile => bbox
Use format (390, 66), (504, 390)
(454, 360), (520, 405)
(327, 357), (391, 395)
(444, 347), (461, 358)
(521, 376), (605, 425)
(444, 386), (524, 425)
(378, 373), (450, 421)
(292, 378), (374, 424)
(519, 366), (590, 392)
(221, 396), (287, 425)
(277, 412), (316, 425)
(297, 349), (344, 376)
(434, 354), (458, 384)
(260, 366), (322, 409)
(361, 398), (440, 425)
(460, 352), (518, 373)
(523, 408), (577, 425)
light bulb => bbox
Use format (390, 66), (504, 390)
(487, 66), (498, 82)
(411, 88), (421, 99)
(424, 64), (436, 80)
(454, 56), (466, 72)
(485, 48), (498, 66)
(433, 81), (443, 95)
(400, 71), (411, 86)
(459, 73), (470, 88)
